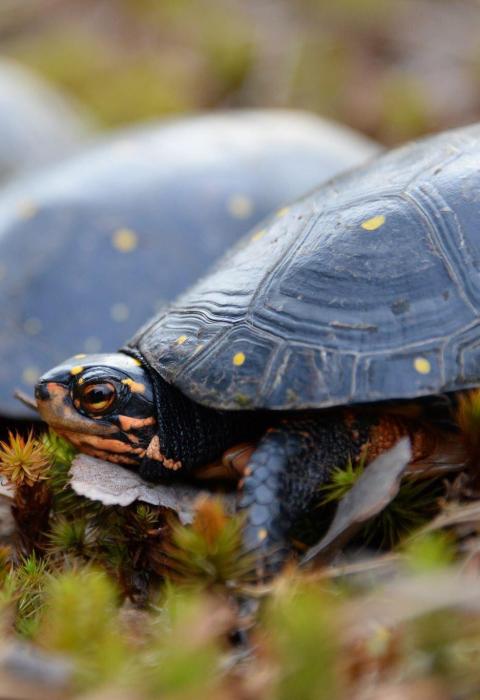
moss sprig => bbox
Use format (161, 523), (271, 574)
(159, 498), (255, 588)
(0, 431), (51, 487)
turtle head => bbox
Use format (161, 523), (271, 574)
(35, 353), (156, 466)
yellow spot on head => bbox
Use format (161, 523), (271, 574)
(414, 357), (431, 375)
(257, 528), (268, 542)
(227, 194), (253, 219)
(131, 358), (142, 366)
(251, 229), (266, 242)
(112, 228), (138, 253)
(17, 200), (38, 220)
(74, 353), (87, 360)
(121, 378), (145, 393)
(70, 366), (84, 376)
(176, 335), (188, 345)
(276, 206), (290, 218)
(233, 352), (246, 367)
(22, 366), (40, 386)
(361, 214), (386, 231)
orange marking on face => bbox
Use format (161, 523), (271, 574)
(37, 383), (117, 436)
(146, 435), (182, 470)
(83, 448), (137, 466)
(118, 415), (155, 431)
(58, 429), (143, 456)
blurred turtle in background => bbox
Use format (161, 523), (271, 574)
(0, 59), (91, 184)
(0, 109), (379, 419)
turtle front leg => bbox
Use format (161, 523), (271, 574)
(239, 415), (371, 577)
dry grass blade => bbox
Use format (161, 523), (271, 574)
(413, 501), (480, 536)
(341, 568), (480, 643)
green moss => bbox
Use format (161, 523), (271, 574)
(10, 32), (194, 127)
(264, 581), (340, 700)
(146, 586), (224, 698)
(292, 37), (350, 116)
(10, 553), (50, 637)
(403, 532), (456, 574)
(162, 499), (254, 587)
(37, 568), (129, 690)
(379, 74), (431, 143)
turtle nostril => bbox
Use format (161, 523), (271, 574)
(35, 383), (50, 401)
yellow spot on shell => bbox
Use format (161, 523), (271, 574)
(361, 215), (386, 231)
(257, 528), (268, 541)
(251, 229), (266, 242)
(233, 352), (246, 366)
(17, 200), (38, 220)
(74, 353), (86, 360)
(70, 366), (84, 376)
(276, 206), (289, 218)
(131, 358), (142, 366)
(176, 335), (188, 345)
(22, 366), (40, 386)
(122, 378), (145, 393)
(227, 194), (253, 219)
(414, 357), (431, 375)
(112, 228), (138, 253)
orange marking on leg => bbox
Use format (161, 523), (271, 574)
(221, 443), (256, 476)
(365, 415), (437, 464)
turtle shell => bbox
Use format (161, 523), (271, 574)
(0, 110), (378, 417)
(0, 60), (90, 184)
(130, 122), (480, 411)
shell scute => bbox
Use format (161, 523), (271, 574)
(132, 123), (480, 410)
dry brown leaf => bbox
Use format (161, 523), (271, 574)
(302, 438), (412, 566)
(70, 455), (236, 524)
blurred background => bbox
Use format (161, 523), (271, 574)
(2, 0), (480, 145)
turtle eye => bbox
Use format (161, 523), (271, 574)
(76, 382), (117, 415)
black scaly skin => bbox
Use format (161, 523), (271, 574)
(128, 350), (375, 571)
(240, 413), (372, 575)
(137, 363), (265, 481)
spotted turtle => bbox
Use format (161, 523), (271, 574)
(41, 118), (480, 571)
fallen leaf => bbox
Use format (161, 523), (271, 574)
(301, 438), (412, 566)
(70, 455), (236, 524)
